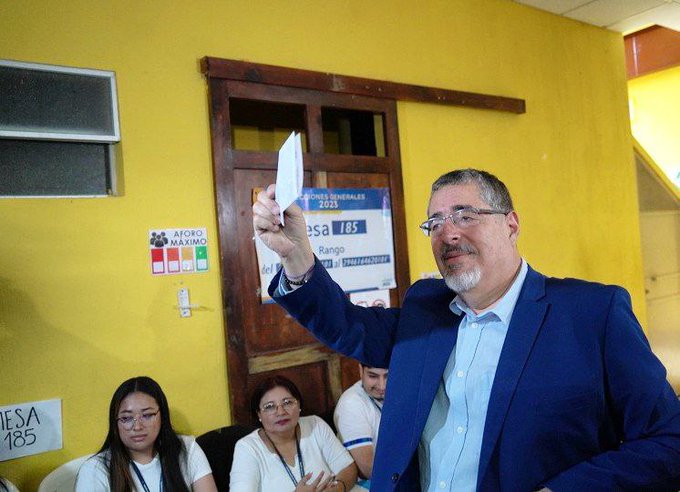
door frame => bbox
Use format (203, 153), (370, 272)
(203, 58), (413, 424)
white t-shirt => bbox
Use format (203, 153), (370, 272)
(230, 415), (356, 492)
(334, 380), (381, 452)
(334, 380), (382, 490)
(75, 435), (212, 491)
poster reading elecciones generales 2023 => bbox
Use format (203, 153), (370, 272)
(255, 188), (397, 303)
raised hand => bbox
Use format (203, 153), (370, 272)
(252, 184), (314, 277)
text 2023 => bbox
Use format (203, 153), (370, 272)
(318, 200), (339, 209)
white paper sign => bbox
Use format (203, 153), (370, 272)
(0, 399), (62, 461)
(255, 188), (397, 302)
(275, 132), (303, 226)
(350, 289), (391, 308)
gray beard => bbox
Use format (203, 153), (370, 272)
(444, 266), (481, 292)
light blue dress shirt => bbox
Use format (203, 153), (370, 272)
(419, 260), (528, 492)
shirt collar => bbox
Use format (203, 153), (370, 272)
(449, 259), (528, 327)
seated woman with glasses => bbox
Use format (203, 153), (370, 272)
(75, 376), (218, 491)
(230, 375), (358, 492)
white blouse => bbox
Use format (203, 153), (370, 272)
(230, 415), (357, 492)
(75, 435), (211, 491)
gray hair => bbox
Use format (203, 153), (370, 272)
(430, 168), (514, 212)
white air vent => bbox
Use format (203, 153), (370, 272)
(0, 59), (120, 143)
(0, 59), (122, 197)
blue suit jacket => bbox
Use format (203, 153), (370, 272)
(270, 261), (680, 491)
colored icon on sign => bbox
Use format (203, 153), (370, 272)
(150, 231), (168, 247)
(151, 248), (165, 274)
(196, 246), (208, 271)
(182, 247), (194, 271)
(167, 247), (180, 273)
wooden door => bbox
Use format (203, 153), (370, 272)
(205, 62), (410, 425)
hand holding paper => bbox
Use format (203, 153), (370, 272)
(275, 131), (303, 226)
(252, 132), (314, 279)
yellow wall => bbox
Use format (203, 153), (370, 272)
(629, 65), (680, 192)
(0, 0), (644, 487)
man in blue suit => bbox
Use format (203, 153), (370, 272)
(252, 169), (680, 491)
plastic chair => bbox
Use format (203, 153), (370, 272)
(0, 478), (20, 492)
(196, 425), (254, 491)
(38, 454), (93, 492)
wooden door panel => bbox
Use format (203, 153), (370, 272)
(248, 361), (332, 419)
(341, 358), (362, 388)
(233, 169), (319, 353)
(207, 69), (408, 425)
(326, 172), (389, 188)
(227, 80), (393, 114)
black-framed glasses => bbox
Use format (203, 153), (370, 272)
(117, 410), (160, 430)
(260, 397), (298, 415)
(419, 207), (509, 236)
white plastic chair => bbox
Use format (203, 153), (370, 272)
(38, 454), (93, 492)
(1, 478), (20, 492)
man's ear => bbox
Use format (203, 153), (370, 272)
(506, 211), (520, 241)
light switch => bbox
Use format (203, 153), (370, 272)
(178, 288), (191, 318)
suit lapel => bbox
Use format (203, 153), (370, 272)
(477, 267), (549, 484)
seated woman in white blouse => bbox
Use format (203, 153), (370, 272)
(230, 376), (358, 492)
(76, 376), (217, 491)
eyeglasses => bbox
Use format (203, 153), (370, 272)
(419, 207), (509, 236)
(117, 410), (160, 430)
(260, 398), (298, 415)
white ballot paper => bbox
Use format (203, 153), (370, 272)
(275, 132), (303, 225)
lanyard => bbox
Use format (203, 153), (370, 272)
(130, 460), (163, 492)
(264, 426), (305, 486)
(369, 396), (383, 413)
(363, 388), (383, 414)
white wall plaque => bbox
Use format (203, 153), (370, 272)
(0, 399), (62, 461)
